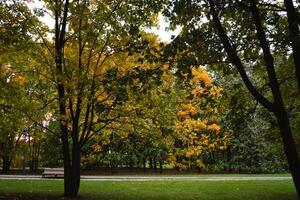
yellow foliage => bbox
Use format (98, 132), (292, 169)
(207, 123), (221, 132)
(162, 64), (169, 70)
(178, 104), (198, 117)
(196, 159), (204, 168)
(12, 75), (26, 85)
(191, 86), (205, 95)
(191, 66), (212, 85)
(209, 86), (223, 96)
(91, 144), (102, 153)
(182, 118), (207, 131)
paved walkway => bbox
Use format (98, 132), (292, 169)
(0, 175), (292, 181)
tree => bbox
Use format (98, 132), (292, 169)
(3, 0), (164, 197)
(171, 66), (228, 170)
(217, 74), (286, 173)
(164, 0), (300, 197)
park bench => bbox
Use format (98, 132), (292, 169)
(42, 168), (64, 178)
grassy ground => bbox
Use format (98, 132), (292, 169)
(0, 179), (297, 200)
(83, 173), (292, 177)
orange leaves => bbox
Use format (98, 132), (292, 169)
(191, 86), (205, 95)
(12, 75), (26, 85)
(91, 144), (102, 153)
(191, 66), (212, 85)
(0, 66), (9, 72)
(207, 123), (221, 132)
(170, 65), (229, 170)
(185, 146), (202, 158)
(182, 118), (207, 131)
(178, 103), (198, 117)
(1, 65), (27, 85)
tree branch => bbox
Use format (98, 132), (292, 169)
(208, 0), (274, 112)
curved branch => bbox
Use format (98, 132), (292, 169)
(208, 0), (274, 112)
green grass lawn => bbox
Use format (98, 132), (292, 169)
(0, 179), (297, 200)
(85, 173), (292, 177)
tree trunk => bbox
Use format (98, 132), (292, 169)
(153, 156), (157, 171)
(159, 160), (163, 173)
(226, 147), (232, 172)
(284, 0), (300, 93)
(71, 144), (81, 196)
(2, 156), (11, 173)
(143, 158), (146, 169)
(62, 147), (81, 197)
(61, 126), (74, 197)
(149, 158), (153, 169)
(34, 145), (41, 171)
(275, 108), (300, 197)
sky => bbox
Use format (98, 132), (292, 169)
(146, 14), (181, 43)
(27, 1), (180, 43)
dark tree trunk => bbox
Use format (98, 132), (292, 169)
(275, 108), (300, 197)
(209, 152), (215, 164)
(71, 144), (81, 196)
(153, 156), (157, 171)
(61, 141), (81, 197)
(149, 158), (153, 169)
(29, 161), (34, 172)
(2, 156), (11, 173)
(284, 0), (300, 92)
(34, 145), (41, 171)
(226, 147), (232, 172)
(61, 127), (72, 197)
(159, 161), (163, 173)
(53, 0), (81, 197)
(143, 158), (146, 169)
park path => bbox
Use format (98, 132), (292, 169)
(0, 175), (292, 181)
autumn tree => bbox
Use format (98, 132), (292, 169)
(171, 66), (228, 170)
(2, 0), (166, 197)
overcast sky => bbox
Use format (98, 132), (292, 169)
(27, 1), (180, 43)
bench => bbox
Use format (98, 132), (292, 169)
(42, 168), (64, 178)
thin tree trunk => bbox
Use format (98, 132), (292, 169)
(34, 144), (41, 171)
(154, 156), (157, 171)
(149, 158), (153, 169)
(226, 147), (232, 172)
(159, 160), (163, 173)
(2, 156), (11, 173)
(143, 158), (146, 169)
(28, 132), (33, 172)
